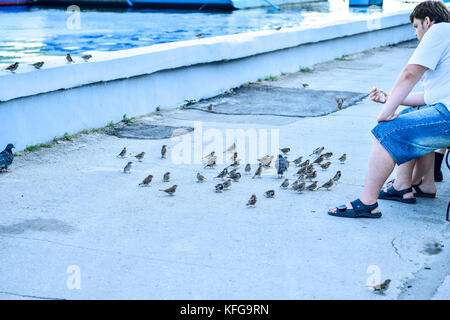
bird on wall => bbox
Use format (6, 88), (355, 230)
(6, 62), (19, 73)
(81, 54), (92, 62)
(66, 54), (74, 63)
(0, 144), (15, 173)
(31, 62), (44, 69)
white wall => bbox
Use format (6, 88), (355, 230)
(0, 11), (415, 151)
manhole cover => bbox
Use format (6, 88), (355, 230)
(110, 123), (194, 140)
(185, 84), (368, 117)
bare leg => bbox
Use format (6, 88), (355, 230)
(329, 140), (395, 214)
(412, 152), (436, 193)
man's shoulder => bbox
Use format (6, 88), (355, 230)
(430, 22), (450, 36)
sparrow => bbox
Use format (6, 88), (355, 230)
(230, 172), (241, 182)
(196, 32), (204, 38)
(227, 168), (237, 177)
(305, 170), (317, 181)
(134, 152), (145, 162)
(246, 194), (257, 207)
(305, 181), (318, 191)
(264, 190), (275, 198)
(296, 167), (307, 175)
(0, 144), (15, 173)
(310, 146), (324, 156)
(66, 53), (74, 63)
(302, 83), (309, 88)
(318, 179), (334, 190)
(305, 164), (315, 173)
(216, 167), (228, 179)
(6, 62), (19, 73)
(230, 152), (238, 162)
(204, 156), (217, 168)
(252, 163), (263, 179)
(245, 163), (251, 175)
(208, 104), (213, 111)
(369, 279), (391, 295)
(274, 26), (282, 31)
(298, 159), (309, 168)
(294, 181), (306, 193)
(204, 151), (215, 160)
(297, 173), (306, 181)
(224, 142), (236, 153)
(280, 179), (290, 189)
(332, 170), (342, 183)
(230, 159), (241, 167)
(223, 179), (232, 190)
(31, 61), (44, 69)
(335, 97), (345, 110)
(322, 152), (333, 159)
(293, 156), (303, 165)
(161, 145), (167, 159)
(290, 180), (299, 190)
(259, 155), (274, 168)
(139, 174), (153, 186)
(338, 154), (347, 164)
(81, 54), (92, 62)
(159, 184), (178, 196)
(117, 147), (127, 158)
(280, 147), (290, 154)
(163, 172), (171, 182)
(320, 161), (331, 170)
(312, 154), (325, 165)
(197, 172), (206, 182)
(123, 161), (132, 173)
(215, 183), (224, 193)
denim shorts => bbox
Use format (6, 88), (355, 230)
(371, 103), (450, 165)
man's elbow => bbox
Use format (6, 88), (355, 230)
(402, 65), (427, 82)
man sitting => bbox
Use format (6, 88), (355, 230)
(328, 0), (450, 218)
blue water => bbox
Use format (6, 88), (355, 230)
(0, 0), (417, 64)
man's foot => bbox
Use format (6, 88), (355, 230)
(383, 180), (415, 200)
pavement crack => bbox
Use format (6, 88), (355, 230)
(391, 237), (403, 261)
(0, 290), (65, 300)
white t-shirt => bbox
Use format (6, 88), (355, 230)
(408, 22), (450, 111)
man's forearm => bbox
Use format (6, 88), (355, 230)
(401, 92), (425, 106)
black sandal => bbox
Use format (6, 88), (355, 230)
(379, 185), (416, 203)
(412, 184), (436, 198)
(328, 198), (382, 218)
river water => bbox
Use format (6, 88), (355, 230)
(0, 0), (417, 64)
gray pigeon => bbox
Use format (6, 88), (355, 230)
(0, 144), (15, 172)
(277, 154), (288, 178)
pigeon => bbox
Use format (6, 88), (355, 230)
(204, 156), (217, 168)
(223, 179), (232, 190)
(66, 53), (74, 63)
(0, 144), (15, 172)
(280, 147), (290, 155)
(246, 194), (257, 207)
(197, 172), (206, 183)
(6, 62), (19, 73)
(230, 172), (241, 182)
(369, 279), (391, 295)
(335, 97), (345, 110)
(245, 163), (251, 175)
(252, 163), (263, 179)
(320, 161), (331, 170)
(277, 154), (288, 178)
(264, 190), (275, 198)
(338, 154), (347, 164)
(81, 54), (92, 62)
(161, 145), (167, 159)
(163, 172), (171, 182)
(322, 152), (333, 159)
(139, 174), (153, 186)
(160, 184), (178, 196)
(215, 183), (224, 193)
(31, 61), (44, 69)
(305, 181), (318, 191)
(134, 152), (145, 162)
(310, 147), (324, 156)
(280, 179), (290, 189)
(332, 171), (342, 183)
(117, 147), (127, 158)
(123, 161), (132, 173)
(318, 179), (334, 190)
(294, 181), (306, 193)
(216, 168), (228, 180)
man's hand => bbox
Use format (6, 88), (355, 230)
(370, 87), (388, 104)
(377, 112), (398, 123)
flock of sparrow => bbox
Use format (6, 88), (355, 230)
(4, 53), (93, 73)
(117, 141), (347, 208)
